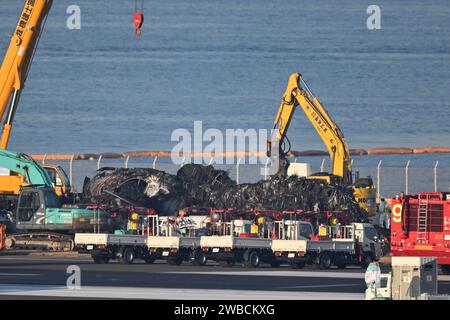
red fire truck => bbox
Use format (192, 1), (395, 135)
(390, 192), (450, 274)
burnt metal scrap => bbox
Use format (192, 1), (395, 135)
(82, 164), (367, 222)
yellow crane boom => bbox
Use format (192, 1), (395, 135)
(0, 0), (53, 149)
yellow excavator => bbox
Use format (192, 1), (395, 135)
(0, 0), (72, 198)
(267, 73), (376, 215)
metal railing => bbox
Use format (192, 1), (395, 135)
(43, 156), (450, 201)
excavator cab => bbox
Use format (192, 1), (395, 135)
(43, 164), (71, 197)
(15, 187), (60, 230)
(308, 172), (342, 186)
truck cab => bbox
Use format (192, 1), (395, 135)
(280, 220), (314, 240)
(353, 223), (382, 261)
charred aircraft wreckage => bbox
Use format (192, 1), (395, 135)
(82, 164), (368, 222)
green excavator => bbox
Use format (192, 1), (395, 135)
(0, 149), (111, 250)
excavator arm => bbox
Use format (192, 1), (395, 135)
(0, 0), (53, 149)
(0, 149), (52, 187)
(269, 73), (352, 184)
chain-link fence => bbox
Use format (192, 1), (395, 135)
(42, 154), (450, 199)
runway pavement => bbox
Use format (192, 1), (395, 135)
(0, 255), (449, 299)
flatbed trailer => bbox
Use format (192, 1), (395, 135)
(75, 232), (151, 264)
(271, 221), (381, 269)
(147, 235), (204, 265)
(75, 215), (206, 265)
(199, 220), (276, 267)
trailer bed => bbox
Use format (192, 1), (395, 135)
(271, 239), (307, 252)
(146, 236), (200, 249)
(74, 233), (147, 246)
(306, 239), (355, 252)
(200, 235), (271, 249)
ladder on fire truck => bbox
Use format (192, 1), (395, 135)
(417, 193), (430, 243)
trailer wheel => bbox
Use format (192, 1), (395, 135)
(319, 253), (332, 269)
(244, 251), (260, 268)
(167, 257), (183, 266)
(192, 250), (207, 266)
(119, 247), (135, 264)
(219, 260), (235, 268)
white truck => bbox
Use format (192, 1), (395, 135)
(271, 220), (382, 269)
(199, 219), (277, 267)
(75, 215), (206, 265)
(146, 217), (204, 265)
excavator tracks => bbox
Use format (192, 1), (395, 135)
(6, 232), (75, 251)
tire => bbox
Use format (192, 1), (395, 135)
(118, 247), (135, 264)
(144, 256), (156, 264)
(219, 260), (235, 268)
(192, 250), (207, 266)
(319, 253), (332, 269)
(244, 251), (260, 268)
(167, 257), (183, 266)
(441, 265), (450, 275)
(291, 261), (306, 269)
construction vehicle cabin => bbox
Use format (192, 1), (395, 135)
(390, 192), (450, 274)
(267, 73), (376, 215)
(0, 149), (111, 250)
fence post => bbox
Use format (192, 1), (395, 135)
(236, 158), (241, 185)
(41, 154), (47, 165)
(320, 158), (325, 172)
(69, 154), (74, 191)
(434, 160), (439, 192)
(97, 155), (103, 170)
(405, 160), (411, 194)
(152, 156), (158, 169)
(180, 156), (185, 168)
(294, 158), (297, 163)
(124, 156), (130, 168)
(376, 160), (382, 202)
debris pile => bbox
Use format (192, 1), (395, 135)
(82, 164), (367, 222)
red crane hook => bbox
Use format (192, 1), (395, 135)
(133, 0), (144, 37)
(133, 11), (144, 36)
